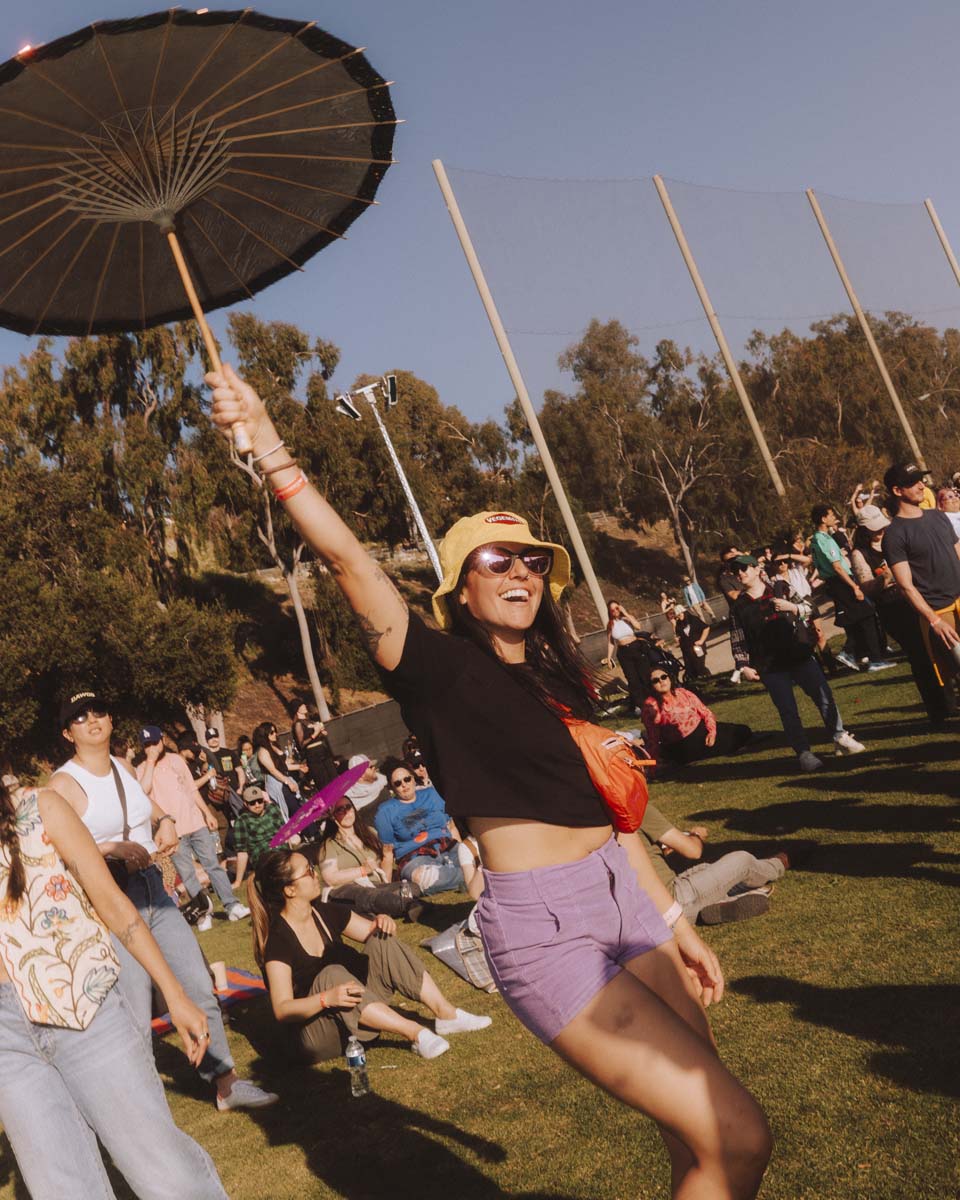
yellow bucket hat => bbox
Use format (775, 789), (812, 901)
(431, 511), (572, 630)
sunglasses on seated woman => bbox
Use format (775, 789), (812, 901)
(471, 546), (554, 577)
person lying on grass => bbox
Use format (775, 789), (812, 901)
(249, 849), (490, 1063)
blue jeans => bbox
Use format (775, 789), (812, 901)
(399, 846), (465, 896)
(264, 774), (290, 820)
(114, 865), (233, 1082)
(760, 656), (844, 754)
(172, 825), (240, 912)
(0, 982), (228, 1200)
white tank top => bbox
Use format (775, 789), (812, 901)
(55, 756), (157, 854)
(610, 618), (634, 642)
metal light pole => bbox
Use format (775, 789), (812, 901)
(335, 376), (444, 581)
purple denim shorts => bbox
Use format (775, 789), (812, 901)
(474, 835), (672, 1044)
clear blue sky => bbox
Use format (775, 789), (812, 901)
(5, 0), (960, 421)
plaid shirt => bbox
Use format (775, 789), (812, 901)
(233, 804), (286, 866)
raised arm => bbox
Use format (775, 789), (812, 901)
(208, 365), (408, 670)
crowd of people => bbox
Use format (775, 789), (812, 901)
(1, 347), (955, 1200)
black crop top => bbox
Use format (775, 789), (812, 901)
(379, 613), (609, 830)
(262, 901), (366, 1005)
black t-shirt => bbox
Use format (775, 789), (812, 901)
(379, 613), (609, 829)
(734, 589), (811, 674)
(675, 612), (706, 646)
(262, 901), (364, 1003)
(882, 510), (960, 609)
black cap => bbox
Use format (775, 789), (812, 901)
(884, 462), (925, 491)
(59, 690), (108, 729)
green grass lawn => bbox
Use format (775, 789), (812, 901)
(3, 663), (958, 1198)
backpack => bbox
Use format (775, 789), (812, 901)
(561, 716), (653, 832)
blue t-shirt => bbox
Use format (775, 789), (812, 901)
(374, 786), (451, 860)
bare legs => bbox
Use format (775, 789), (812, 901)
(551, 941), (771, 1200)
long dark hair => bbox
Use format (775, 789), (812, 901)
(318, 800), (383, 856)
(446, 556), (597, 719)
(252, 721), (285, 771)
(644, 664), (675, 711)
(247, 848), (300, 971)
(0, 778), (27, 909)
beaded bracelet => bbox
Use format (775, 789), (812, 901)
(273, 471), (308, 502)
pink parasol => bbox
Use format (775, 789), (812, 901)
(269, 759), (368, 847)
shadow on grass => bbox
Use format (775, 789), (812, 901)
(691, 795), (960, 837)
(733, 976), (960, 1098)
(217, 1008), (579, 1200)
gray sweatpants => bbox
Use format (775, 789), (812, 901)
(672, 851), (785, 923)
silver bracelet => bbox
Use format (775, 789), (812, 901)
(251, 439), (286, 464)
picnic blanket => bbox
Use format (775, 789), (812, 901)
(151, 966), (267, 1036)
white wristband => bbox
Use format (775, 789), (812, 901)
(663, 900), (683, 929)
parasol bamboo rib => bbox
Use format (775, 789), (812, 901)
(0, 205), (72, 260)
(0, 163), (67, 176)
(218, 85), (396, 134)
(0, 178), (65, 204)
(147, 11), (174, 110)
(19, 62), (103, 127)
(0, 192), (61, 229)
(31, 221), (100, 332)
(231, 151), (394, 164)
(162, 11), (245, 116)
(93, 29), (129, 114)
(215, 182), (347, 237)
(86, 223), (121, 335)
(200, 196), (307, 271)
(167, 17), (314, 130)
(184, 208), (255, 298)
(202, 47), (364, 125)
(222, 166), (376, 204)
(229, 121), (397, 143)
(0, 141), (87, 152)
(0, 106), (90, 139)
(138, 222), (146, 331)
(1, 215), (85, 305)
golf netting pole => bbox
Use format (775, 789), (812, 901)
(806, 189), (926, 470)
(924, 198), (960, 290)
(652, 174), (786, 498)
(165, 229), (253, 454)
(432, 158), (609, 630)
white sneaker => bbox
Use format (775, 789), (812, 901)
(835, 650), (859, 671)
(729, 669), (741, 684)
(196, 913), (213, 932)
(228, 903), (250, 921)
(435, 1009), (492, 1036)
(216, 1079), (279, 1112)
(412, 1029), (450, 1059)
(866, 659), (897, 673)
(834, 731), (866, 756)
(797, 750), (823, 772)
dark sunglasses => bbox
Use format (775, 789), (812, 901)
(392, 775), (415, 788)
(332, 802), (353, 817)
(71, 708), (110, 725)
(472, 546), (553, 577)
(650, 673), (670, 683)
(245, 798), (266, 807)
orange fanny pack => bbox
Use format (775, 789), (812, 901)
(562, 716), (653, 833)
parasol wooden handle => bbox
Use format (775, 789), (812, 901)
(165, 230), (253, 454)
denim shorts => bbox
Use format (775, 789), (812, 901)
(475, 835), (672, 1044)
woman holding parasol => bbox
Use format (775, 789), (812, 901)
(208, 366), (772, 1199)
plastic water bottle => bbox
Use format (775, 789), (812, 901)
(345, 1035), (370, 1097)
(399, 879), (414, 902)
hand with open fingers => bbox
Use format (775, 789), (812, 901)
(934, 619), (960, 646)
(675, 922), (724, 1007)
(327, 982), (364, 1009)
(169, 995), (210, 1067)
(206, 363), (268, 446)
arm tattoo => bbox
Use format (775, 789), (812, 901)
(118, 919), (140, 949)
(357, 614), (389, 656)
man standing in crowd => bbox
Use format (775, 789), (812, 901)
(810, 503), (895, 673)
(138, 727), (250, 931)
(682, 574), (716, 623)
(732, 555), (865, 771)
(882, 462), (960, 687)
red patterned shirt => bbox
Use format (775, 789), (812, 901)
(641, 689), (717, 760)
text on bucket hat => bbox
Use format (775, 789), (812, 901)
(431, 511), (571, 630)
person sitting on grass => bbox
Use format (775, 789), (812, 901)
(249, 849), (491, 1064)
(233, 784), (288, 887)
(374, 758), (482, 899)
(638, 801), (802, 925)
(641, 667), (752, 768)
